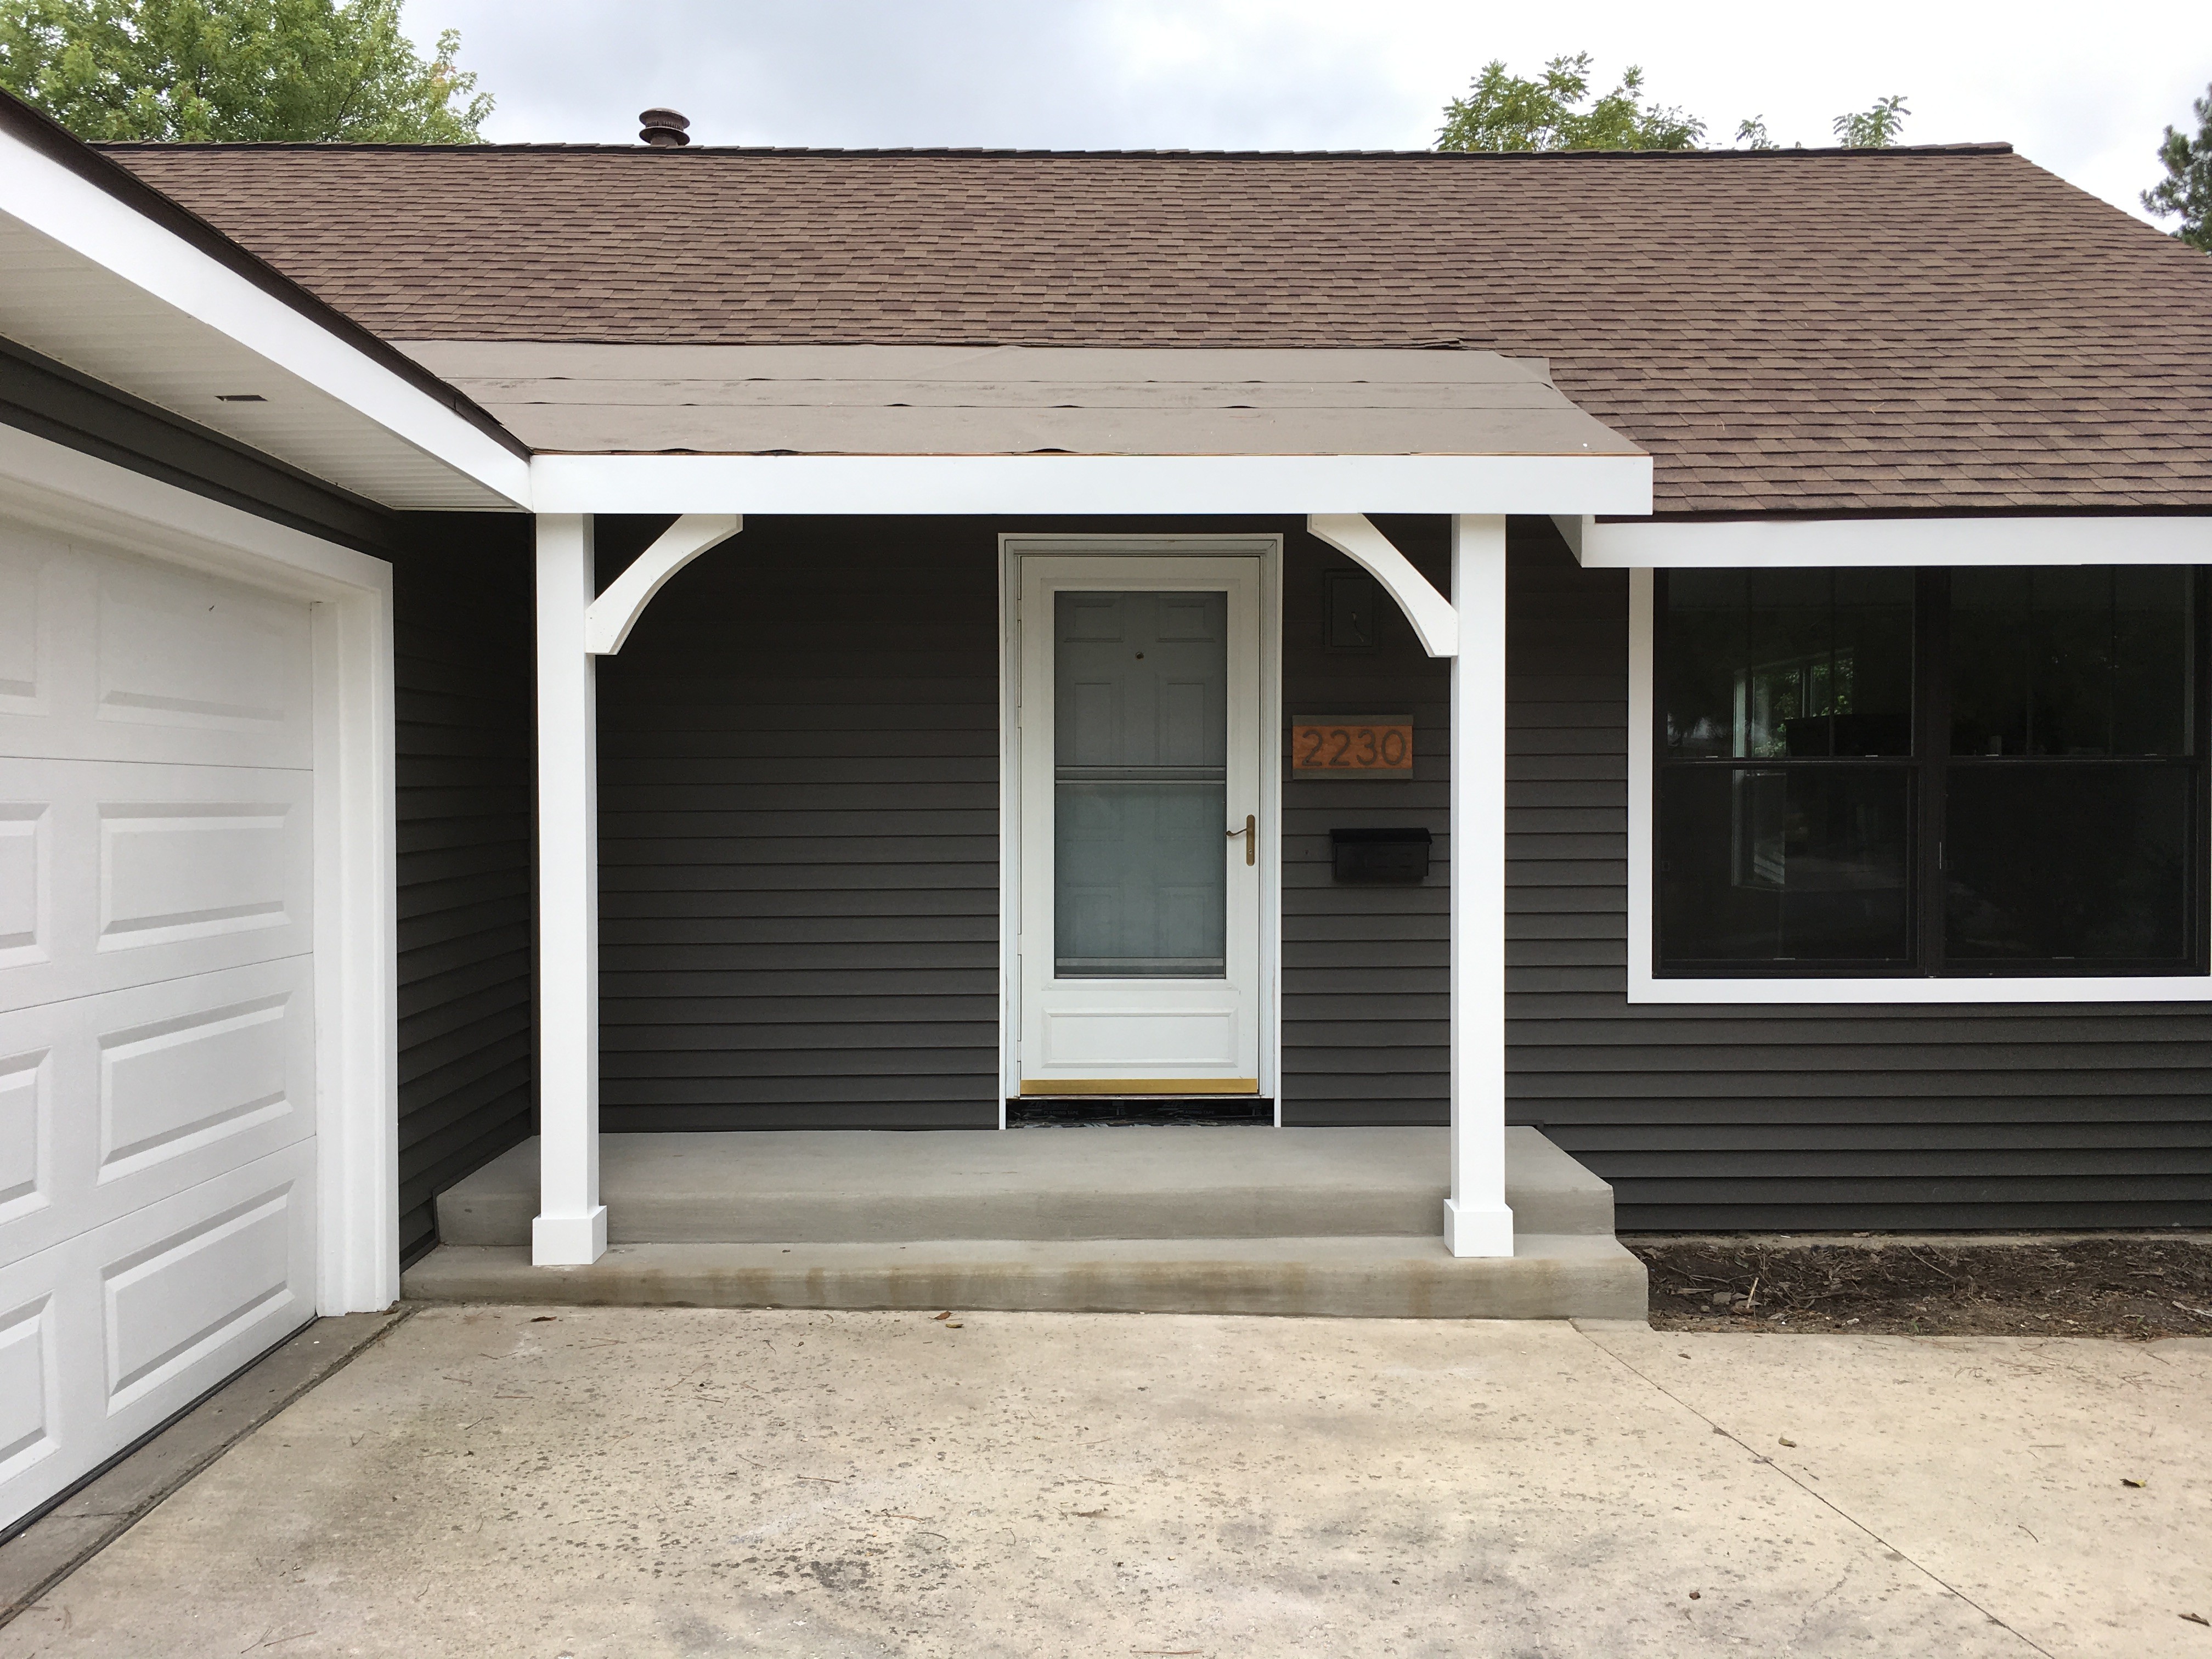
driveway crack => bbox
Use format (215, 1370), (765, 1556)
(1576, 1328), (2056, 1659)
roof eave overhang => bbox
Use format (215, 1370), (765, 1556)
(0, 96), (531, 511)
(527, 451), (1656, 517)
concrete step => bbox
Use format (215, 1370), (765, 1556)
(402, 1234), (1649, 1321)
(436, 1126), (1615, 1246)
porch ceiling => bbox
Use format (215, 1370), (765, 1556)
(394, 341), (1645, 460)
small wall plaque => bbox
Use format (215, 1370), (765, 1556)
(1291, 715), (1414, 777)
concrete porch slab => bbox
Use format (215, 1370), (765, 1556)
(402, 1233), (1649, 1320)
(435, 1125), (1614, 1245)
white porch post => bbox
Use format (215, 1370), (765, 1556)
(533, 513), (607, 1265)
(1443, 513), (1515, 1256)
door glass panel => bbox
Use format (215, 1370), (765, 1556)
(1054, 590), (1228, 977)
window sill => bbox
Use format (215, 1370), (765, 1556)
(1629, 972), (2212, 1005)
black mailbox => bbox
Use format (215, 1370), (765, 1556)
(1331, 827), (1432, 884)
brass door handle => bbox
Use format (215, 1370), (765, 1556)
(1227, 813), (1255, 866)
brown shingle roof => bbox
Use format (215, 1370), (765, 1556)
(101, 143), (2212, 515)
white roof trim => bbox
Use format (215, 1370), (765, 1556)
(529, 452), (1654, 516)
(0, 125), (531, 508)
(1577, 513), (2212, 568)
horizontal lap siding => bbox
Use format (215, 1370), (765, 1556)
(1504, 518), (2212, 1230)
(595, 517), (999, 1129)
(1281, 520), (1452, 1122)
(391, 516), (538, 1257)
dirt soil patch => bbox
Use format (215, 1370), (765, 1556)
(1632, 1234), (2212, 1337)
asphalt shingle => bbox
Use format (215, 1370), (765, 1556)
(100, 143), (2212, 514)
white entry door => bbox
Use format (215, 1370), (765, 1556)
(1017, 554), (1266, 1094)
(0, 522), (319, 1530)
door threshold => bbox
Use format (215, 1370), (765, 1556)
(1007, 1097), (1275, 1127)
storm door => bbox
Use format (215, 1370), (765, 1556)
(1016, 555), (1265, 1093)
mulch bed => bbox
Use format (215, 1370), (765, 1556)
(1631, 1235), (2212, 1338)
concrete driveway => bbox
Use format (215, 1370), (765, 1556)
(3, 1308), (2207, 1658)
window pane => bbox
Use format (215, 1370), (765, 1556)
(1054, 589), (1228, 978)
(1658, 767), (1912, 966)
(1944, 764), (2193, 964)
(1661, 570), (1912, 758)
(2114, 568), (2193, 755)
(1950, 568), (2193, 757)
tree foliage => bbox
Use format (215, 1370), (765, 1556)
(1436, 54), (1910, 155)
(1436, 53), (1706, 151)
(2142, 81), (2211, 251)
(0, 0), (490, 142)
(1832, 94), (1910, 148)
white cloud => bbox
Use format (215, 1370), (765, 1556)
(410, 0), (2211, 224)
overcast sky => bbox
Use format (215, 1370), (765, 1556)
(409, 1), (2210, 229)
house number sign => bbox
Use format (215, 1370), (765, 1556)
(1291, 716), (1414, 777)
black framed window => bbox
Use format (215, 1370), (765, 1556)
(1655, 566), (2207, 978)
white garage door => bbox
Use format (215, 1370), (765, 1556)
(0, 518), (318, 1530)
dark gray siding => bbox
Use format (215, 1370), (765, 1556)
(1503, 517), (2212, 1231)
(594, 516), (1002, 1129)
(1280, 520), (1451, 1124)
(390, 517), (538, 1257)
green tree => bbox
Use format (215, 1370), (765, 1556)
(2142, 81), (2211, 251)
(1832, 94), (1910, 148)
(1436, 53), (1707, 151)
(0, 0), (490, 142)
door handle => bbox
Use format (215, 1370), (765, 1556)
(1228, 813), (1255, 867)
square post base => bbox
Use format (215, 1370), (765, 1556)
(1442, 1199), (1515, 1259)
(533, 1206), (608, 1266)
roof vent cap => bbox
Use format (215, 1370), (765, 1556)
(639, 108), (691, 148)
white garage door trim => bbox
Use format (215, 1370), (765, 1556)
(0, 421), (398, 1316)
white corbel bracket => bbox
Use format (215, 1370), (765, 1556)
(1305, 514), (1459, 657)
(583, 513), (743, 654)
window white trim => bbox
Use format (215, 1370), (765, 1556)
(1583, 514), (2212, 569)
(0, 422), (400, 1306)
(1624, 567), (2212, 1006)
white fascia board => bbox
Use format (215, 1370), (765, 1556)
(529, 452), (1655, 517)
(1583, 513), (2212, 568)
(0, 128), (531, 507)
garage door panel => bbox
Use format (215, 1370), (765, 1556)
(0, 1143), (314, 1527)
(0, 536), (46, 714)
(0, 759), (313, 1015)
(0, 957), (314, 1265)
(104, 1186), (296, 1410)
(0, 1293), (52, 1486)
(0, 1045), (45, 1228)
(0, 525), (313, 771)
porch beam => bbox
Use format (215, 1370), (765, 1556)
(1443, 513), (1515, 1257)
(533, 513), (607, 1266)
(1305, 514), (1459, 657)
(583, 513), (743, 654)
(530, 452), (1654, 517)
